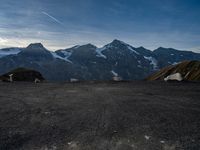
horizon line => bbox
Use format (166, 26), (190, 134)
(0, 39), (198, 53)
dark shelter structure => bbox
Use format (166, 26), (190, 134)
(0, 67), (45, 82)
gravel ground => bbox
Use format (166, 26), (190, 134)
(0, 81), (200, 150)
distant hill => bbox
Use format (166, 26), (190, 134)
(146, 61), (200, 81)
(0, 40), (200, 81)
(153, 47), (200, 68)
(0, 67), (45, 82)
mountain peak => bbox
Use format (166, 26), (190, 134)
(138, 46), (145, 49)
(26, 43), (46, 50)
(19, 42), (53, 60)
(111, 39), (127, 45)
(105, 39), (129, 48)
(83, 43), (96, 47)
(154, 47), (179, 53)
(78, 43), (97, 49)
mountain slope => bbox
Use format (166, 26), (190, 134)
(153, 47), (200, 68)
(147, 61), (200, 81)
(54, 40), (158, 80)
(0, 43), (81, 81)
(0, 48), (22, 58)
(97, 39), (156, 79)
(18, 43), (54, 61)
(0, 40), (200, 81)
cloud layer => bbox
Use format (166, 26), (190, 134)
(0, 0), (200, 52)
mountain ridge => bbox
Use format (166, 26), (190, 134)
(1, 39), (198, 53)
(0, 39), (200, 81)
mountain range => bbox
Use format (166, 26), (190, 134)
(0, 39), (200, 81)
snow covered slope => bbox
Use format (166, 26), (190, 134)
(0, 48), (22, 58)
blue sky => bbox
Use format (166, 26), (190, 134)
(0, 0), (200, 51)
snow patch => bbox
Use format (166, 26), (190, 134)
(73, 45), (80, 49)
(61, 50), (72, 58)
(160, 141), (165, 144)
(111, 70), (118, 76)
(70, 78), (79, 82)
(67, 141), (79, 149)
(127, 46), (140, 55)
(144, 56), (158, 70)
(96, 47), (107, 59)
(105, 44), (113, 49)
(164, 73), (183, 81)
(172, 62), (178, 65)
(51, 51), (72, 63)
(144, 135), (150, 140)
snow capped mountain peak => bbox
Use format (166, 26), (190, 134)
(105, 39), (125, 48)
(105, 39), (140, 55)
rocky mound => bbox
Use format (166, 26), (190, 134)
(146, 60), (200, 81)
(0, 67), (45, 82)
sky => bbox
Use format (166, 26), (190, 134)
(0, 0), (200, 52)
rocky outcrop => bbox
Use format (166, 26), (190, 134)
(147, 61), (200, 81)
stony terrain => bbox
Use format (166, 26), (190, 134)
(0, 81), (200, 150)
(147, 61), (200, 81)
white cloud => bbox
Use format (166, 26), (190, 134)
(0, 37), (8, 44)
(189, 47), (200, 53)
(0, 26), (200, 53)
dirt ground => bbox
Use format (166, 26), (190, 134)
(0, 81), (199, 150)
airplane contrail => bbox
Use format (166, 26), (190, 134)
(42, 11), (64, 26)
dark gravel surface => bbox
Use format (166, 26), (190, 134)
(0, 81), (200, 150)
